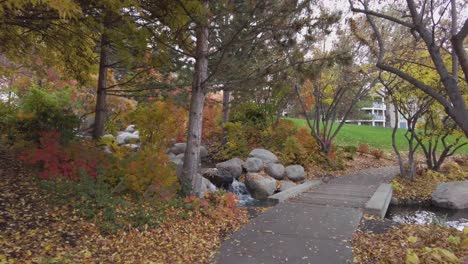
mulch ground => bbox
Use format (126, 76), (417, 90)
(0, 150), (249, 263)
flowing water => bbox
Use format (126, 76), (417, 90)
(228, 179), (256, 206)
(386, 206), (468, 231)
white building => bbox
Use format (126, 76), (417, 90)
(346, 95), (387, 127)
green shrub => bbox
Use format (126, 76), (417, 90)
(219, 122), (249, 159)
(14, 87), (79, 143)
(343, 145), (358, 160)
(343, 145), (357, 154)
(0, 101), (17, 141)
(231, 102), (268, 129)
(261, 119), (298, 151)
(40, 173), (165, 234)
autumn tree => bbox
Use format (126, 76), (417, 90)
(415, 104), (467, 171)
(350, 0), (468, 136)
(294, 28), (376, 156)
(143, 0), (340, 196)
(0, 0), (95, 83)
(380, 73), (432, 180)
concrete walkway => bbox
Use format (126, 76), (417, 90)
(214, 166), (398, 264)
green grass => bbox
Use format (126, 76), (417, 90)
(288, 118), (468, 155)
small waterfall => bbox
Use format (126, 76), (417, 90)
(229, 179), (255, 205)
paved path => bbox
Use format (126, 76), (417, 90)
(214, 166), (398, 264)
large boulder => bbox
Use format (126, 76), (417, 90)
(122, 144), (139, 151)
(265, 163), (285, 180)
(216, 158), (244, 180)
(285, 165), (305, 182)
(243, 157), (264, 172)
(200, 175), (217, 194)
(201, 168), (233, 188)
(170, 143), (187, 155)
(278, 180), (297, 192)
(245, 173), (276, 199)
(431, 181), (468, 209)
(248, 148), (279, 164)
(200, 146), (209, 158)
(124, 124), (136, 133)
(169, 143), (208, 158)
(116, 131), (139, 145)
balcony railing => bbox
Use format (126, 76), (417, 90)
(373, 115), (385, 120)
(372, 102), (386, 109)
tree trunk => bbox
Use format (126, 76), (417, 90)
(93, 32), (109, 140)
(181, 6), (209, 197)
(222, 89), (230, 123)
(451, 0), (458, 82)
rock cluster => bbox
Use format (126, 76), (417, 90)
(101, 125), (141, 151)
(205, 148), (306, 199)
(101, 130), (306, 199)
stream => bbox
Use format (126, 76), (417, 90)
(386, 205), (468, 231)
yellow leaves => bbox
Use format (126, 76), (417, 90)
(406, 250), (420, 264)
(354, 224), (468, 264)
(0, 254), (7, 264)
(461, 238), (468, 249)
(407, 236), (418, 244)
(81, 249), (93, 258)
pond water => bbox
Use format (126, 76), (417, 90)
(386, 205), (468, 231)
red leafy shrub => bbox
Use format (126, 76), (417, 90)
(358, 143), (370, 154)
(19, 131), (105, 180)
(370, 149), (384, 160)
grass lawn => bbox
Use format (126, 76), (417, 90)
(288, 118), (468, 155)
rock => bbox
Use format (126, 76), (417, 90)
(103, 147), (112, 154)
(431, 181), (468, 209)
(200, 146), (209, 158)
(390, 197), (399, 205)
(172, 159), (184, 179)
(82, 116), (94, 130)
(216, 158), (244, 180)
(243, 157), (264, 172)
(116, 132), (139, 145)
(285, 165), (305, 182)
(278, 180), (297, 192)
(245, 173), (277, 199)
(133, 130), (139, 136)
(168, 152), (176, 161)
(248, 148), (279, 164)
(176, 153), (184, 160)
(201, 175), (217, 194)
(122, 144), (139, 151)
(125, 125), (136, 133)
(265, 163), (285, 180)
(102, 134), (114, 140)
(170, 143), (187, 155)
(201, 168), (233, 188)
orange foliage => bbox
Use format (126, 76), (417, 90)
(202, 102), (222, 142)
(295, 127), (319, 153)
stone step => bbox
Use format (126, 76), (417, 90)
(364, 183), (393, 218)
(306, 184), (375, 197)
(268, 180), (321, 203)
(291, 193), (368, 208)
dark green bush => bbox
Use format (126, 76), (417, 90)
(40, 172), (165, 234)
(16, 87), (79, 142)
(231, 102), (267, 129)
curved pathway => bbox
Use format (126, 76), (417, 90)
(214, 166), (399, 264)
